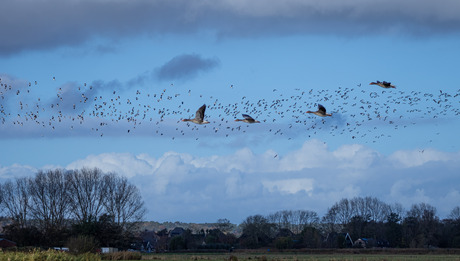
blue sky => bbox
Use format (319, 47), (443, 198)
(1, 0), (460, 223)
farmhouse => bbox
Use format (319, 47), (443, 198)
(0, 238), (17, 248)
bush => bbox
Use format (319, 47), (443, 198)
(275, 237), (293, 249)
(0, 249), (101, 261)
(101, 251), (142, 260)
(66, 235), (99, 255)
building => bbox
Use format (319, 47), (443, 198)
(0, 238), (17, 248)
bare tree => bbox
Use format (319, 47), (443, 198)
(0, 182), (3, 212)
(67, 168), (106, 222)
(449, 206), (460, 221)
(368, 197), (390, 222)
(28, 169), (71, 232)
(321, 206), (341, 235)
(297, 210), (320, 230)
(268, 210), (320, 234)
(331, 198), (353, 225)
(1, 177), (30, 227)
(216, 218), (233, 232)
(388, 202), (405, 220)
(102, 173), (146, 229)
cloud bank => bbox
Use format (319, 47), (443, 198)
(60, 140), (460, 223)
(2, 0), (460, 55)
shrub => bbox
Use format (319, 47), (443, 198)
(0, 249), (101, 261)
(101, 251), (142, 260)
(66, 235), (99, 255)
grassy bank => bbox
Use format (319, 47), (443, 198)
(0, 249), (101, 261)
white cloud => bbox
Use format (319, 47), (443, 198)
(3, 140), (460, 222)
(263, 178), (314, 195)
(388, 149), (460, 168)
(0, 164), (36, 180)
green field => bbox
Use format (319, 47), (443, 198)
(141, 252), (460, 261)
(2, 250), (460, 261)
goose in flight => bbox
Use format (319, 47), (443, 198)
(370, 81), (396, 88)
(306, 104), (332, 117)
(182, 104), (210, 124)
(235, 114), (260, 123)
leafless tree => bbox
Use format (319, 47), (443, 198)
(321, 206), (341, 234)
(297, 210), (320, 230)
(449, 206), (460, 221)
(268, 210), (320, 234)
(331, 198), (353, 225)
(388, 202), (405, 220)
(367, 197), (390, 222)
(0, 177), (30, 227)
(102, 173), (146, 229)
(28, 169), (71, 231)
(67, 168), (105, 222)
(216, 218), (233, 232)
(0, 182), (3, 211)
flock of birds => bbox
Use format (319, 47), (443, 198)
(1, 77), (459, 147)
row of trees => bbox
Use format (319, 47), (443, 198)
(2, 168), (460, 250)
(135, 197), (460, 251)
(0, 168), (146, 248)
(236, 198), (460, 249)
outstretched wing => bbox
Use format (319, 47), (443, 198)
(195, 104), (206, 121)
(318, 104), (327, 114)
(242, 114), (255, 121)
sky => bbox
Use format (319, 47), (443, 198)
(1, 0), (460, 224)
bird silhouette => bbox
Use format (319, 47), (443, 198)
(182, 104), (210, 124)
(235, 114), (260, 123)
(306, 104), (332, 117)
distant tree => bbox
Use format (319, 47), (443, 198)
(346, 215), (368, 240)
(403, 203), (440, 248)
(66, 235), (99, 255)
(449, 206), (460, 221)
(216, 218), (233, 232)
(298, 226), (322, 248)
(28, 169), (71, 246)
(321, 206), (341, 235)
(267, 210), (319, 235)
(67, 168), (106, 223)
(240, 215), (274, 248)
(0, 183), (3, 209)
(72, 213), (125, 248)
(1, 177), (30, 228)
(102, 173), (146, 230)
(388, 203), (405, 220)
(385, 212), (403, 247)
(275, 236), (293, 249)
(2, 221), (42, 247)
(169, 236), (185, 251)
(331, 198), (353, 225)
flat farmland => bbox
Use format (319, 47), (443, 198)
(140, 249), (460, 261)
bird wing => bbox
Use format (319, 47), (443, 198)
(195, 104), (206, 120)
(242, 114), (255, 121)
(318, 104), (327, 114)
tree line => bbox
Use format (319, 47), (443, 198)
(236, 198), (460, 249)
(0, 168), (146, 248)
(1, 169), (460, 250)
(156, 198), (460, 251)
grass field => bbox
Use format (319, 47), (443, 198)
(140, 253), (460, 261)
(2, 249), (460, 261)
(140, 250), (460, 261)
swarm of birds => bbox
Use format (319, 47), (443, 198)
(1, 76), (459, 148)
